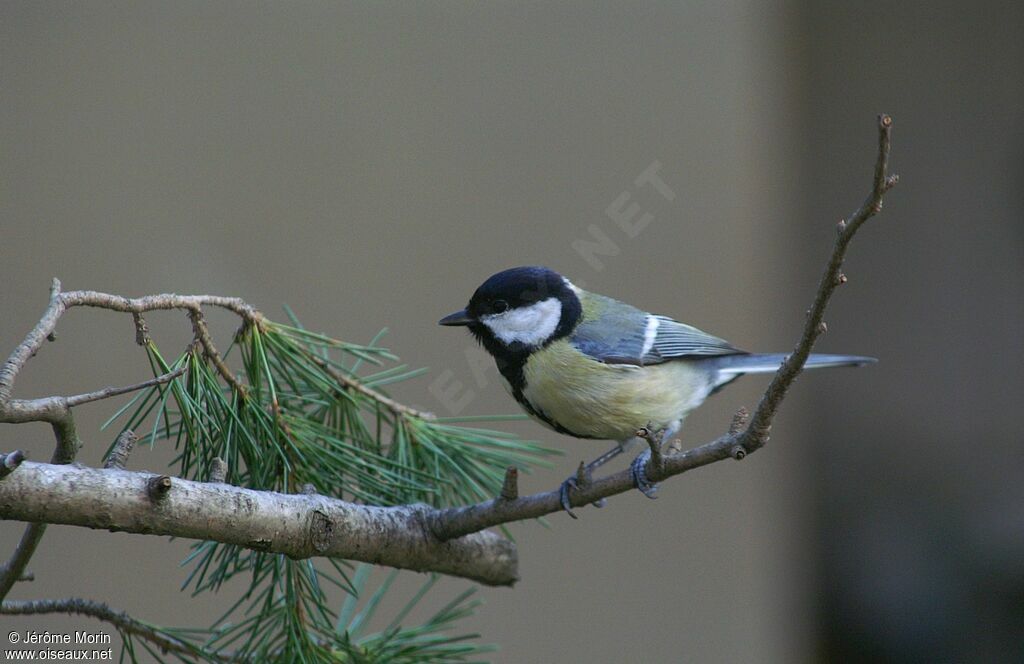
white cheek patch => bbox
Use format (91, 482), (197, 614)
(481, 297), (562, 346)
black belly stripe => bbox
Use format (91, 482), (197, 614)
(511, 388), (600, 439)
(497, 354), (601, 440)
(471, 317), (599, 440)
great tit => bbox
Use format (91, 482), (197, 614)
(439, 265), (874, 511)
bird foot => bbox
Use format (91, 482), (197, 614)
(559, 476), (581, 519)
(629, 450), (659, 499)
(558, 466), (608, 519)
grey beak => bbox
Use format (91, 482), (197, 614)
(439, 309), (474, 326)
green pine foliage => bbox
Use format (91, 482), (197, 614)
(103, 311), (555, 662)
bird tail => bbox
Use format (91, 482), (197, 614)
(712, 352), (876, 376)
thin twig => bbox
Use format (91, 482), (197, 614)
(0, 597), (224, 661)
(60, 290), (259, 321)
(66, 367), (187, 408)
(740, 114), (894, 454)
(0, 278), (65, 404)
(132, 312), (150, 346)
(636, 426), (665, 474)
(188, 309), (246, 394)
(0, 285), (262, 424)
(306, 352), (436, 421)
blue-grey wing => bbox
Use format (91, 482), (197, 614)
(645, 315), (741, 362)
(571, 305), (742, 366)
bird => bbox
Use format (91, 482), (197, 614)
(439, 265), (874, 514)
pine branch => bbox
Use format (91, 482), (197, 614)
(0, 278), (541, 660)
(0, 115), (896, 662)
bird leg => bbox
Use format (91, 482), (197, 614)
(559, 439), (635, 518)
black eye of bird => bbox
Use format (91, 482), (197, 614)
(492, 299), (509, 314)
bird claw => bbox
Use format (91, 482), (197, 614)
(561, 458), (609, 518)
(629, 450), (659, 499)
(559, 477), (580, 519)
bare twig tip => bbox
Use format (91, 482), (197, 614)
(879, 114), (893, 128)
(575, 461), (588, 487)
(638, 425), (666, 471)
(1, 450), (26, 478)
(208, 457), (228, 483)
(500, 466), (519, 500)
(146, 475), (172, 500)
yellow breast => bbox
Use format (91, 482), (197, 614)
(520, 340), (712, 441)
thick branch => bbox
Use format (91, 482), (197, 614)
(1, 598), (219, 661)
(0, 461), (518, 587)
(429, 114), (897, 540)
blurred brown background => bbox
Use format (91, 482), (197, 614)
(2, 2), (1022, 662)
